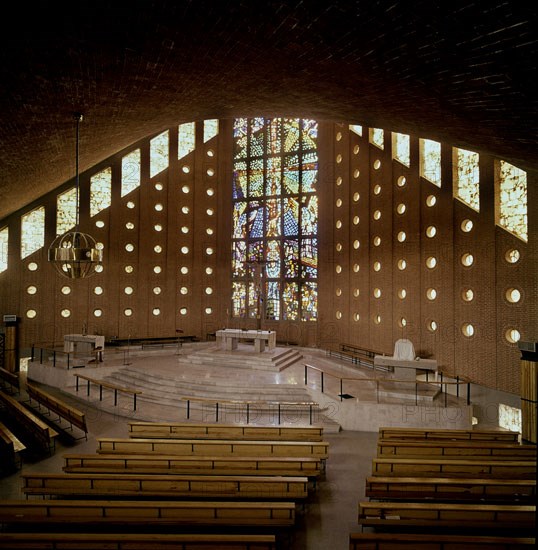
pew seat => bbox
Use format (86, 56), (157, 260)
(378, 426), (520, 442)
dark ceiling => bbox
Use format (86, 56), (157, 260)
(1, 1), (537, 221)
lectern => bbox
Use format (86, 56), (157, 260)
(518, 341), (537, 444)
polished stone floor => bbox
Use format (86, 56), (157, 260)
(0, 348), (381, 550)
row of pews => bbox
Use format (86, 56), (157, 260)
(349, 426), (536, 549)
(0, 420), (329, 549)
(0, 375), (89, 474)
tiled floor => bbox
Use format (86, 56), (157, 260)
(1, 346), (382, 549)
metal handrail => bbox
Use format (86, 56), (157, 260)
(304, 363), (471, 406)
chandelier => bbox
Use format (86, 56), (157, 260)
(48, 114), (103, 279)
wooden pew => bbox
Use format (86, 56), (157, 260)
(371, 457), (536, 479)
(349, 532), (536, 549)
(358, 501), (536, 530)
(364, 476), (536, 503)
(21, 472), (309, 500)
(26, 383), (88, 439)
(0, 390), (58, 454)
(378, 426), (520, 442)
(0, 533), (277, 550)
(0, 421), (26, 470)
(63, 453), (322, 477)
(96, 437), (330, 459)
(0, 367), (20, 394)
(377, 438), (537, 460)
(128, 421), (324, 441)
(0, 499), (296, 528)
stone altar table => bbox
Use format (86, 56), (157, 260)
(216, 329), (276, 353)
(63, 334), (105, 355)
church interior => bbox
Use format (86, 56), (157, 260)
(0, 1), (536, 549)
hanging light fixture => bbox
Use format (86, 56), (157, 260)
(48, 113), (103, 278)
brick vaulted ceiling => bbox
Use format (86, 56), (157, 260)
(0, 1), (537, 221)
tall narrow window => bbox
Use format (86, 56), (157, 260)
(56, 187), (77, 235)
(392, 132), (410, 167)
(453, 147), (480, 211)
(420, 138), (441, 186)
(178, 122), (196, 159)
(369, 128), (384, 149)
(349, 124), (363, 136)
(90, 167), (112, 217)
(0, 226), (8, 272)
(232, 117), (318, 321)
(21, 206), (45, 259)
(204, 119), (219, 143)
(121, 149), (141, 197)
(150, 130), (169, 177)
(496, 160), (528, 242)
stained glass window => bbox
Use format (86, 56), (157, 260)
(150, 130), (169, 177)
(497, 160), (527, 242)
(204, 119), (219, 143)
(453, 147), (480, 211)
(56, 187), (77, 235)
(90, 167), (112, 217)
(393, 132), (410, 167)
(370, 128), (384, 149)
(121, 149), (141, 197)
(21, 206), (45, 259)
(0, 226), (8, 273)
(420, 139), (442, 186)
(178, 122), (196, 159)
(232, 118), (318, 321)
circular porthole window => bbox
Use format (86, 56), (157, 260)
(61, 309), (71, 318)
(26, 309), (37, 319)
(505, 328), (521, 344)
(505, 249), (520, 264)
(462, 289), (474, 302)
(462, 323), (475, 337)
(505, 288), (521, 303)
(461, 253), (474, 267)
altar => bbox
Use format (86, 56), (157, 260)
(216, 329), (276, 353)
(374, 338), (437, 380)
(63, 334), (105, 355)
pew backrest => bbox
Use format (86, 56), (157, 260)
(21, 472), (310, 500)
(128, 421), (324, 441)
(26, 383), (87, 436)
(63, 452), (322, 477)
(371, 457), (536, 478)
(364, 475), (536, 503)
(377, 438), (537, 460)
(378, 426), (520, 442)
(96, 437), (329, 458)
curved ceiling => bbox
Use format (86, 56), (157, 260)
(1, 1), (537, 220)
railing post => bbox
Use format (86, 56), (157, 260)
(31, 345), (35, 362)
(278, 403), (281, 425)
(456, 375), (460, 398)
(444, 382), (448, 407)
(216, 402), (219, 422)
(67, 353), (70, 370)
(321, 372), (324, 393)
(187, 399), (190, 419)
(340, 379), (343, 401)
(304, 365), (307, 385)
(53, 351), (56, 368)
(247, 403), (250, 424)
(439, 372), (443, 393)
(75, 376), (79, 392)
(415, 382), (418, 405)
(40, 348), (43, 364)
(87, 379), (91, 397)
(467, 382), (471, 406)
(134, 393), (137, 411)
(113, 388), (117, 405)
